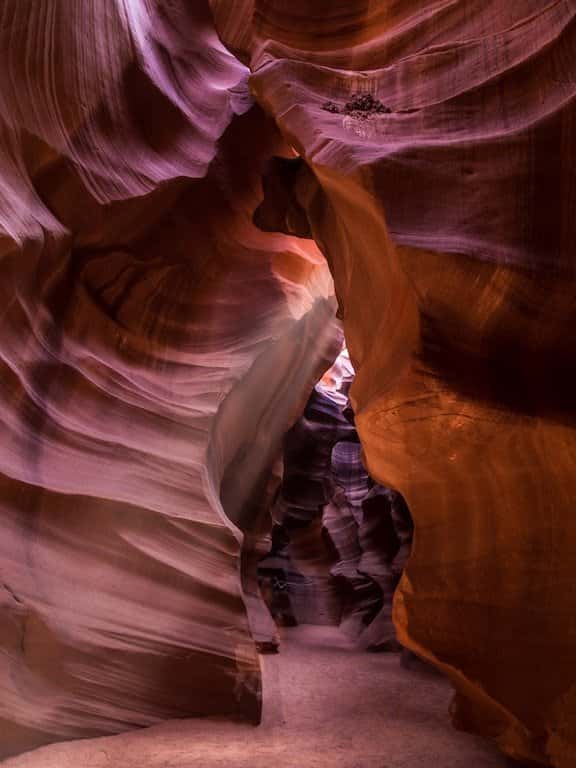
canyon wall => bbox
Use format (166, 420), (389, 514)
(0, 0), (339, 758)
(0, 1), (574, 767)
(213, 1), (576, 765)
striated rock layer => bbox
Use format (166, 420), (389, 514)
(214, 1), (576, 766)
(0, 0), (340, 758)
(0, 1), (574, 766)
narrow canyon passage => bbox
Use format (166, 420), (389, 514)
(2, 626), (511, 768)
(0, 1), (574, 766)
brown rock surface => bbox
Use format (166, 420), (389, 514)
(0, 0), (339, 758)
(214, 2), (576, 765)
(0, 2), (574, 767)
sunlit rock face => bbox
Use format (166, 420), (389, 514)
(1, 1), (574, 766)
(0, 0), (339, 758)
(214, 2), (576, 766)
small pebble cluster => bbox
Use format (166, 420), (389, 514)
(322, 92), (392, 119)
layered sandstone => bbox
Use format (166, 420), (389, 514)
(0, 2), (574, 767)
(213, 1), (576, 765)
(0, 0), (339, 758)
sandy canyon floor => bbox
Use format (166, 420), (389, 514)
(2, 626), (513, 768)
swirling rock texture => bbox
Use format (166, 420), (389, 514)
(213, 1), (576, 766)
(257, 355), (414, 650)
(257, 373), (358, 633)
(258, 386), (353, 630)
(1, 1), (575, 767)
(0, 0), (341, 759)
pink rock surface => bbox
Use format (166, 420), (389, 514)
(0, 2), (574, 767)
(0, 1), (339, 758)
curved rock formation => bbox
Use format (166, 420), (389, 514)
(0, 0), (340, 758)
(214, 2), (576, 766)
(0, 2), (574, 767)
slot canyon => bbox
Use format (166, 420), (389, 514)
(0, 1), (574, 766)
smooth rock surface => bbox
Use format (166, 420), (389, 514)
(214, 2), (576, 764)
(0, 2), (574, 766)
(0, 2), (339, 754)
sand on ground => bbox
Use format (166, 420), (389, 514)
(2, 625), (512, 768)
